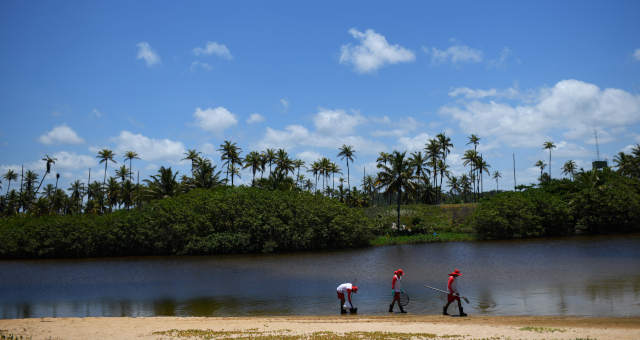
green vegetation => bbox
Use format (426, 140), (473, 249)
(0, 187), (373, 258)
(365, 203), (477, 245)
(2, 136), (639, 258)
(518, 326), (566, 333)
(471, 168), (640, 239)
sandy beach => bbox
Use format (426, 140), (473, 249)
(1, 315), (639, 340)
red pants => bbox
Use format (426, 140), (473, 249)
(447, 293), (460, 303)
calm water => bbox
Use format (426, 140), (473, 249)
(1, 234), (639, 319)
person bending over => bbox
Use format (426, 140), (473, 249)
(336, 283), (358, 314)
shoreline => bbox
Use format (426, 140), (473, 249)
(2, 315), (639, 340)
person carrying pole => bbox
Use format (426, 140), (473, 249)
(389, 269), (406, 313)
(443, 268), (467, 317)
(336, 283), (358, 314)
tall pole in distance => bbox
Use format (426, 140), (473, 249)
(512, 153), (516, 191)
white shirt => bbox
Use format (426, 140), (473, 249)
(337, 283), (353, 294)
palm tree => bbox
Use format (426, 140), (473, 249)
(35, 154), (57, 195)
(425, 139), (440, 191)
(68, 180), (84, 214)
(219, 140), (243, 186)
(264, 148), (276, 176)
(337, 145), (356, 199)
(143, 166), (179, 199)
(376, 151), (415, 228)
(182, 149), (200, 172)
(493, 171), (502, 191)
(543, 140), (556, 181)
(462, 149), (479, 201)
(319, 157), (332, 192)
(106, 177), (120, 211)
(243, 151), (263, 185)
(377, 151), (391, 165)
(293, 159), (305, 187)
(447, 175), (461, 199)
(308, 160), (321, 192)
(22, 170), (39, 211)
(274, 148), (295, 181)
(436, 132), (453, 201)
(3, 169), (17, 197)
(189, 157), (222, 189)
(97, 149), (116, 186)
(562, 160), (577, 180)
(477, 156), (490, 194)
(124, 151), (140, 182)
(535, 160), (547, 182)
(115, 165), (130, 183)
(329, 162), (342, 194)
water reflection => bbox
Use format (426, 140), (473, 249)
(1, 234), (639, 319)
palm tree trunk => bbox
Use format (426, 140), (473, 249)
(396, 191), (401, 229)
(346, 159), (350, 200)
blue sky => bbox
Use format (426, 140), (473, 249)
(1, 0), (640, 191)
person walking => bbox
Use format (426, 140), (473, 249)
(389, 269), (406, 313)
(443, 268), (467, 317)
(336, 283), (358, 314)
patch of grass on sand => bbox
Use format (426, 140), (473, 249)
(152, 329), (441, 339)
(371, 232), (475, 246)
(518, 326), (566, 333)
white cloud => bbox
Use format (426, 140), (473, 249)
(372, 116), (420, 137)
(112, 131), (186, 162)
(280, 98), (289, 112)
(634, 48), (640, 61)
(488, 47), (518, 68)
(193, 106), (238, 135)
(425, 44), (483, 64)
(247, 113), (265, 124)
(313, 108), (366, 136)
(51, 151), (97, 170)
(297, 151), (323, 163)
(448, 87), (519, 99)
(39, 125), (84, 145)
(258, 124), (384, 155)
(136, 42), (161, 67)
(553, 141), (591, 158)
(396, 132), (431, 152)
(193, 41), (232, 59)
(340, 28), (415, 73)
(441, 79), (640, 148)
(190, 61), (212, 71)
(201, 143), (216, 155)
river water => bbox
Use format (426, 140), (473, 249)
(1, 234), (639, 319)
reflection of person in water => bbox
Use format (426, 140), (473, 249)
(336, 283), (358, 314)
(388, 269), (406, 313)
(443, 269), (467, 317)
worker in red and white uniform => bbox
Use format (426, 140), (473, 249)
(336, 283), (358, 314)
(388, 269), (406, 313)
(443, 268), (467, 316)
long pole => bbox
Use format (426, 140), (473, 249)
(512, 153), (516, 191)
(424, 285), (469, 303)
(19, 164), (24, 212)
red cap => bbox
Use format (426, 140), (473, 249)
(352, 285), (358, 292)
(395, 269), (404, 276)
(449, 269), (462, 276)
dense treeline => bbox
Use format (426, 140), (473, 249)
(0, 187), (373, 258)
(471, 168), (640, 239)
